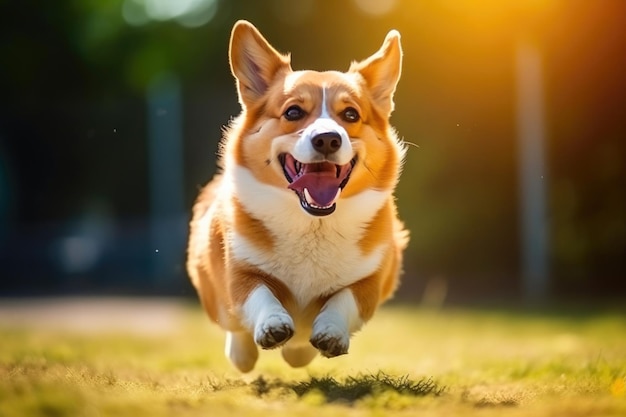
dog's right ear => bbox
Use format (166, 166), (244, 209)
(229, 20), (292, 109)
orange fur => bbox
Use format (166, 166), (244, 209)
(187, 20), (408, 371)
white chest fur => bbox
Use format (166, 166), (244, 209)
(225, 166), (389, 307)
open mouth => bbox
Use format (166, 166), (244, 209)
(279, 153), (357, 216)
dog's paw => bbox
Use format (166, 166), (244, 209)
(255, 313), (294, 349)
(225, 331), (258, 373)
(310, 322), (349, 358)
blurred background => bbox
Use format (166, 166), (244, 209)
(0, 0), (624, 304)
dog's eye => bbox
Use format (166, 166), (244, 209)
(284, 105), (306, 121)
(341, 107), (360, 123)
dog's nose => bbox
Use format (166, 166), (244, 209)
(311, 132), (342, 156)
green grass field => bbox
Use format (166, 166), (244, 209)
(1, 300), (625, 416)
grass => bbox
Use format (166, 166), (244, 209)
(1, 300), (625, 416)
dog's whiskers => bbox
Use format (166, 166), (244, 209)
(403, 141), (420, 150)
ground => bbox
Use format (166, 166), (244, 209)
(0, 297), (625, 416)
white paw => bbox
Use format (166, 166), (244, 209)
(255, 312), (294, 349)
(310, 320), (350, 358)
(225, 331), (258, 373)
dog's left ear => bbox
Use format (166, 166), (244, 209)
(229, 20), (292, 109)
(350, 30), (402, 117)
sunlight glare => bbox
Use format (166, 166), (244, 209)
(353, 0), (397, 16)
(122, 0), (217, 27)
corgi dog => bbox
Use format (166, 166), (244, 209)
(187, 20), (408, 372)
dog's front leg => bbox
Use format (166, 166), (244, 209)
(241, 284), (295, 349)
(310, 287), (368, 358)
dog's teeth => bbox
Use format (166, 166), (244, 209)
(303, 188), (326, 209)
(303, 188), (341, 210)
(304, 188), (313, 205)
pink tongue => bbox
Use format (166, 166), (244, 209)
(288, 172), (341, 207)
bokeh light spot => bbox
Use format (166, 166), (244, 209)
(122, 0), (217, 27)
(353, 0), (397, 16)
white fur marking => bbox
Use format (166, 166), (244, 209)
(242, 285), (290, 329)
(241, 285), (294, 346)
(320, 87), (330, 119)
(315, 288), (363, 334)
(310, 288), (363, 356)
(228, 165), (390, 307)
(225, 331), (258, 372)
(292, 118), (352, 165)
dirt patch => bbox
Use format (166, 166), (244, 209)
(0, 297), (189, 335)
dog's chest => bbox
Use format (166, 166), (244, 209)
(227, 167), (389, 306)
(232, 219), (385, 306)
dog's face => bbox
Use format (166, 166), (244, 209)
(227, 21), (403, 217)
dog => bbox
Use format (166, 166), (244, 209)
(187, 20), (408, 372)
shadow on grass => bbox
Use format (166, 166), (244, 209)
(249, 372), (445, 405)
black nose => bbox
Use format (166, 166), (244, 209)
(311, 132), (342, 156)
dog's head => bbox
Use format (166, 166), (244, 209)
(227, 20), (404, 217)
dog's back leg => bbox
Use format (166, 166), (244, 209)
(225, 331), (258, 373)
(281, 343), (317, 368)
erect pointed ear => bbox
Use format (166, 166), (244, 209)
(229, 20), (292, 109)
(349, 30), (402, 117)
